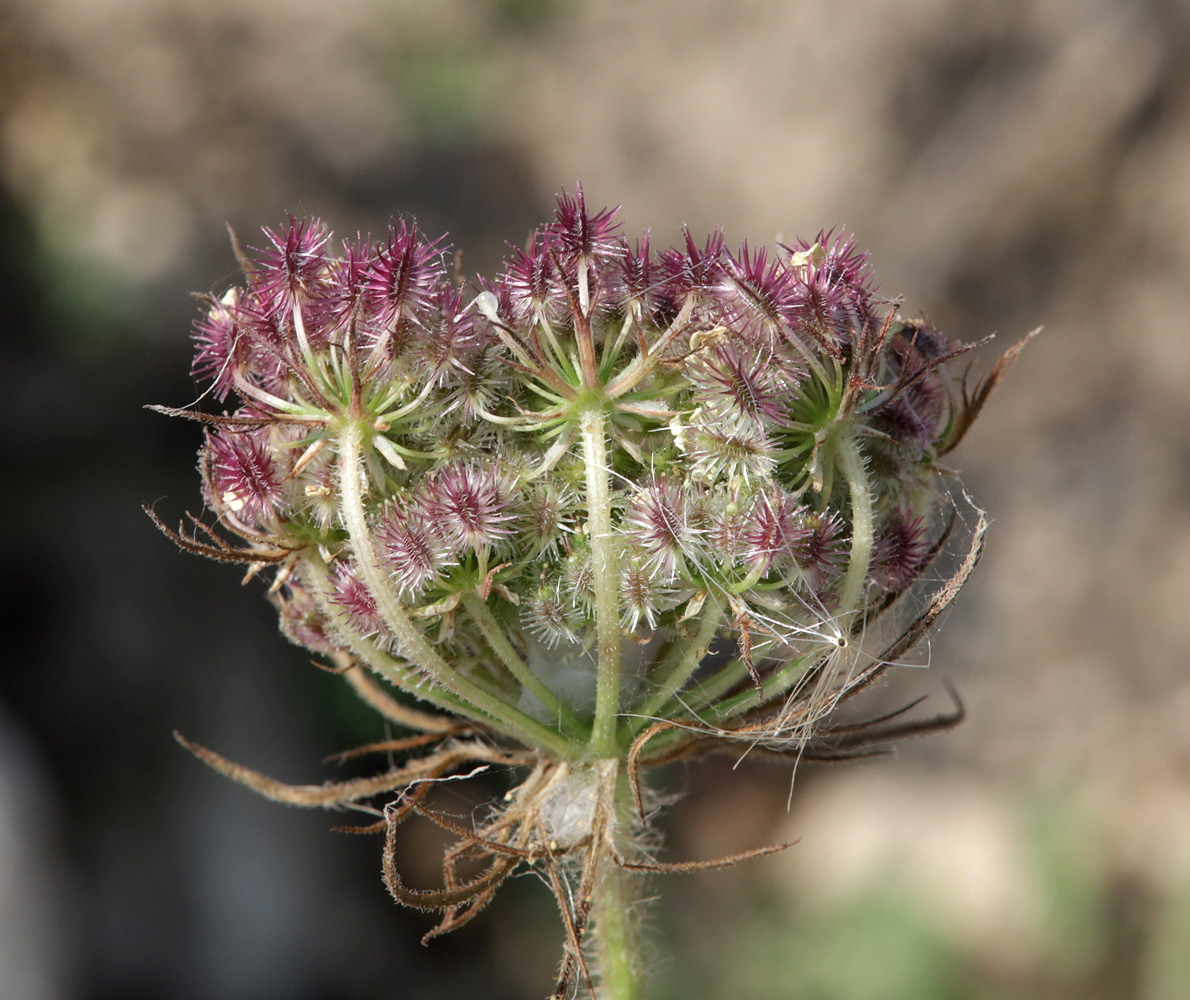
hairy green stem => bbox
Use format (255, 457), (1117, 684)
(634, 595), (724, 728)
(593, 856), (639, 1000)
(582, 406), (622, 756)
(336, 422), (574, 757)
(590, 761), (641, 1000)
(834, 429), (875, 623)
(460, 593), (585, 738)
(701, 648), (822, 722)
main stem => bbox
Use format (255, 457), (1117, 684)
(590, 760), (641, 1000)
(834, 428), (874, 624)
(582, 406), (622, 757)
(593, 855), (638, 1000)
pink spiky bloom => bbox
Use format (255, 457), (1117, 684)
(659, 225), (726, 312)
(623, 476), (702, 581)
(191, 293), (245, 402)
(739, 486), (806, 576)
(502, 229), (568, 328)
(250, 215), (332, 320)
(201, 429), (286, 525)
(375, 502), (455, 598)
(418, 462), (518, 557)
(330, 561), (386, 637)
(717, 242), (803, 340)
(549, 182), (623, 284)
(874, 506), (931, 589)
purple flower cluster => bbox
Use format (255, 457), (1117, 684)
(173, 186), (976, 735)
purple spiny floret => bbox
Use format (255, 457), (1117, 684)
(362, 221), (447, 336)
(415, 286), (483, 386)
(793, 510), (847, 587)
(232, 289), (302, 387)
(624, 476), (701, 581)
(419, 462), (518, 556)
(739, 487), (806, 575)
(617, 232), (657, 322)
(785, 230), (876, 343)
(620, 561), (674, 632)
(376, 502), (455, 598)
(549, 182), (622, 271)
(191, 293), (243, 402)
(717, 242), (803, 340)
(502, 230), (567, 327)
(873, 506), (931, 589)
(318, 235), (373, 338)
(250, 215), (332, 320)
(331, 562), (386, 637)
(201, 429), (286, 525)
(872, 387), (945, 452)
(275, 581), (337, 655)
(660, 226), (726, 311)
(685, 339), (797, 430)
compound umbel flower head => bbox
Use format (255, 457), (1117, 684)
(151, 189), (1034, 1000)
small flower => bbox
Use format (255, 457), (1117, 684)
(563, 545), (596, 614)
(231, 290), (296, 392)
(716, 242), (802, 340)
(361, 221), (448, 365)
(318, 235), (373, 339)
(684, 338), (797, 431)
(375, 500), (455, 597)
(871, 388), (945, 453)
(893, 317), (951, 362)
(293, 449), (338, 531)
(550, 183), (622, 271)
(706, 488), (749, 568)
(331, 561), (386, 637)
(739, 486), (806, 575)
(870, 320), (950, 452)
(501, 229), (568, 328)
(676, 416), (777, 485)
(436, 342), (509, 427)
(549, 183), (623, 316)
(620, 559), (678, 632)
(785, 229), (876, 345)
(873, 506), (930, 589)
(419, 461), (518, 557)
(250, 215), (332, 320)
(624, 475), (702, 581)
(523, 578), (584, 647)
(192, 290), (245, 401)
(522, 482), (577, 556)
(415, 286), (482, 387)
(792, 509), (847, 588)
(273, 579), (336, 655)
(616, 232), (657, 323)
(660, 225), (726, 311)
(201, 429), (286, 525)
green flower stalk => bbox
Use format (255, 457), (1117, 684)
(152, 186), (1032, 999)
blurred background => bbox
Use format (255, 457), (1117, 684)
(2, 0), (1188, 997)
